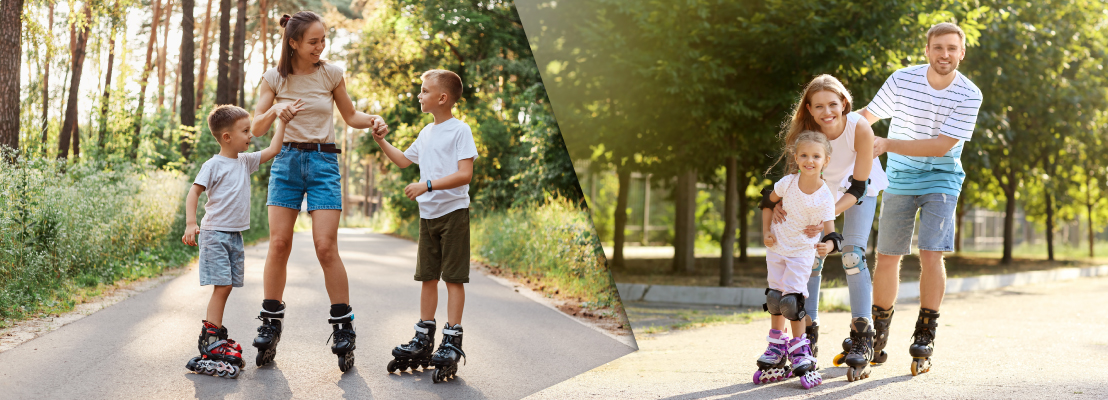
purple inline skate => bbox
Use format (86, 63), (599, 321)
(788, 335), (822, 389)
(753, 329), (792, 384)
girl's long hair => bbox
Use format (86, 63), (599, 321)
(767, 74), (853, 175)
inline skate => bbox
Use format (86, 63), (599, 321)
(909, 308), (939, 376)
(389, 320), (435, 373)
(753, 329), (792, 384)
(430, 323), (466, 383)
(186, 321), (243, 378)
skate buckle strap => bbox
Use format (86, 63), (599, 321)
(328, 311), (355, 324)
(414, 324), (430, 334)
(766, 336), (787, 345)
(440, 343), (467, 365)
(787, 338), (810, 354)
(444, 328), (462, 336)
(259, 309), (285, 320)
(206, 339), (228, 352)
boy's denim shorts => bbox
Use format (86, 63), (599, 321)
(267, 144), (342, 212)
(877, 192), (958, 255)
(199, 230), (245, 287)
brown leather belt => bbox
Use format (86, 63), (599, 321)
(283, 142), (342, 154)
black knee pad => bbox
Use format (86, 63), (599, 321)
(780, 293), (807, 321)
(763, 288), (783, 315)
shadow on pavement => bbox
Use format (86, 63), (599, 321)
(337, 366), (372, 399)
(186, 371), (242, 399)
(656, 369), (912, 400)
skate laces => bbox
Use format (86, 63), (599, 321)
(256, 316), (280, 338)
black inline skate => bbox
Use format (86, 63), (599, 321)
(389, 320), (435, 373)
(253, 304), (284, 367)
(186, 321), (244, 378)
(909, 308), (939, 376)
(871, 305), (894, 364)
(843, 317), (875, 382)
(805, 322), (819, 358)
(328, 311), (357, 372)
(430, 323), (466, 383)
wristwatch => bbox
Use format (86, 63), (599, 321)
(427, 180), (433, 192)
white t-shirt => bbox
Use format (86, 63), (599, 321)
(865, 64), (982, 196)
(403, 118), (480, 219)
(194, 152), (262, 231)
(769, 174), (836, 259)
(823, 111), (889, 207)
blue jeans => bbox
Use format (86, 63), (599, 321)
(806, 196), (876, 323)
(267, 144), (343, 212)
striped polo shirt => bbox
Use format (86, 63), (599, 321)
(865, 64), (982, 196)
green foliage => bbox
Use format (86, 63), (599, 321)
(471, 198), (617, 308)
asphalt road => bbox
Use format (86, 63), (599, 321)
(530, 275), (1108, 399)
(0, 230), (634, 399)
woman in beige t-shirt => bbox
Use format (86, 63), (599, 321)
(249, 10), (387, 371)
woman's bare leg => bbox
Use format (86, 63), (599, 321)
(310, 209), (350, 304)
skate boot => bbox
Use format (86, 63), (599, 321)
(805, 322), (819, 358)
(389, 320), (436, 373)
(430, 323), (466, 383)
(843, 317), (875, 382)
(253, 305), (284, 367)
(832, 336), (851, 367)
(186, 321), (243, 379)
(871, 305), (894, 364)
(788, 335), (822, 389)
(909, 308), (939, 376)
(753, 329), (792, 384)
(328, 311), (357, 373)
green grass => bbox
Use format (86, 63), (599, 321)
(637, 310), (762, 335)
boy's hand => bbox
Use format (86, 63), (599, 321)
(763, 233), (776, 248)
(276, 99), (304, 124)
(182, 223), (200, 246)
(404, 182), (428, 200)
(816, 241), (833, 257)
(370, 116), (389, 138)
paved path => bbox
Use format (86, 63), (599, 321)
(0, 231), (634, 399)
(530, 276), (1108, 399)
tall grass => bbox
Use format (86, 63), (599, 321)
(471, 198), (618, 308)
(0, 156), (272, 325)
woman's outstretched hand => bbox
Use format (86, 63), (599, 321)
(276, 99), (304, 124)
(371, 116), (389, 138)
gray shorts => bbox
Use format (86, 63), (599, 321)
(199, 230), (245, 287)
(876, 192), (958, 255)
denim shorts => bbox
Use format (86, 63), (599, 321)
(876, 192), (958, 255)
(267, 144), (342, 212)
(199, 230), (245, 287)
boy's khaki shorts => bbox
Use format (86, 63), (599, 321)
(415, 208), (470, 283)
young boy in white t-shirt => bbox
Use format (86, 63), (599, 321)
(181, 104), (288, 378)
(374, 69), (479, 383)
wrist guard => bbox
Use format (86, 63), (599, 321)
(820, 232), (844, 254)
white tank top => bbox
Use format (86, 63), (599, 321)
(823, 112), (888, 206)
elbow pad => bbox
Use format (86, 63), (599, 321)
(759, 186), (779, 210)
(844, 175), (870, 204)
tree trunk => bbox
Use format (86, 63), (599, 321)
(1001, 169), (1016, 264)
(196, 0), (214, 107)
(1044, 191), (1055, 261)
(180, 0), (196, 157)
(230, 0), (246, 106)
(720, 156), (737, 287)
(612, 167), (631, 270)
(58, 5), (92, 162)
(259, 0), (268, 71)
(215, 0), (231, 105)
(157, 0), (174, 108)
(129, 0), (164, 159)
(71, 125), (80, 159)
(99, 29), (116, 149)
(40, 1), (53, 147)
(0, 0), (23, 153)
(673, 170), (697, 273)
(738, 172), (751, 263)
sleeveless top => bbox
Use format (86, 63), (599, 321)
(823, 112), (889, 205)
(261, 63), (344, 143)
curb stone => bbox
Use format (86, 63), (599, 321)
(616, 264), (1108, 307)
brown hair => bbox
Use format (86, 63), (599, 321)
(421, 69), (463, 104)
(207, 105), (250, 141)
(277, 11), (326, 79)
(926, 22), (966, 48)
(768, 74), (852, 175)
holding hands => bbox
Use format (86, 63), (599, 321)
(275, 99), (304, 124)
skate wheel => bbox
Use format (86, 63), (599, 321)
(911, 358), (930, 376)
(832, 353), (846, 367)
(432, 368), (443, 383)
(339, 352), (355, 373)
(228, 366), (240, 379)
(387, 359), (398, 373)
(752, 371), (762, 384)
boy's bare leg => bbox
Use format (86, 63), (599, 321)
(206, 285), (233, 326)
(310, 209), (350, 304)
(446, 282), (465, 325)
(872, 253), (903, 310)
(421, 280), (439, 321)
(263, 206), (298, 301)
(918, 250), (946, 311)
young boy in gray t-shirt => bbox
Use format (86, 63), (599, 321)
(374, 69), (478, 382)
(181, 103), (290, 378)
